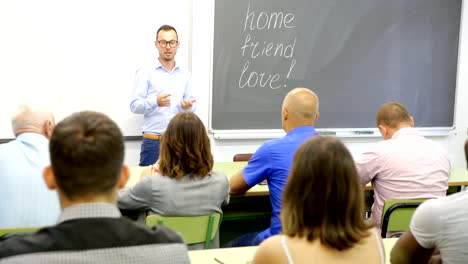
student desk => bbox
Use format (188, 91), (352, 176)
(128, 163), (468, 194)
(363, 167), (468, 191)
(188, 238), (398, 264)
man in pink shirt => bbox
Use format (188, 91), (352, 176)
(355, 102), (450, 229)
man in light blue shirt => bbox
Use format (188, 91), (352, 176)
(130, 24), (196, 166)
(0, 105), (60, 227)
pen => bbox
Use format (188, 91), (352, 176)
(214, 257), (224, 264)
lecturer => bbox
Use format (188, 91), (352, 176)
(130, 24), (196, 166)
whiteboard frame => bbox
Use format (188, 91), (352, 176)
(210, 127), (455, 140)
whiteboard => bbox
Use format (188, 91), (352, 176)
(0, 0), (191, 138)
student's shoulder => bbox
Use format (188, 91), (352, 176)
(254, 138), (282, 154)
(253, 235), (287, 264)
(208, 170), (227, 181)
(0, 228), (55, 259)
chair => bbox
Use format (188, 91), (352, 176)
(380, 199), (427, 238)
(146, 213), (221, 249)
(233, 153), (253, 162)
(0, 227), (40, 237)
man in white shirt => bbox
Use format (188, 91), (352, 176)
(391, 139), (468, 264)
(355, 102), (450, 228)
(0, 105), (60, 227)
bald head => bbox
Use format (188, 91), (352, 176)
(12, 105), (55, 138)
(282, 88), (319, 130)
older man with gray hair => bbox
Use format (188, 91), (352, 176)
(0, 105), (60, 228)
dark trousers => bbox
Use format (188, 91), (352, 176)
(139, 138), (160, 166)
(223, 232), (262, 247)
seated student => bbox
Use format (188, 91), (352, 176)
(0, 105), (60, 227)
(390, 139), (468, 264)
(355, 102), (450, 229)
(0, 111), (189, 263)
(252, 136), (385, 264)
(227, 87), (320, 247)
(118, 112), (229, 249)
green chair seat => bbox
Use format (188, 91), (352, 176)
(380, 199), (427, 237)
(0, 227), (41, 237)
(146, 213), (221, 249)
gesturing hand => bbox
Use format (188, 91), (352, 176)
(181, 99), (196, 110)
(140, 163), (160, 180)
(157, 93), (171, 107)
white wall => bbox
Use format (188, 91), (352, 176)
(0, 0), (191, 139)
(125, 0), (468, 168)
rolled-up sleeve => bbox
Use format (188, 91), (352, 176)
(355, 146), (383, 186)
(130, 68), (158, 114)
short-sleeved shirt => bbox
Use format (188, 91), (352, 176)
(410, 191), (468, 264)
(243, 126), (318, 242)
(355, 127), (450, 227)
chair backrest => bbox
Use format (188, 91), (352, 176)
(380, 199), (427, 237)
(0, 227), (40, 237)
(146, 213), (221, 249)
(233, 153), (253, 162)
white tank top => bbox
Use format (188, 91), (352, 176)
(280, 230), (385, 264)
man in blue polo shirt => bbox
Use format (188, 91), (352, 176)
(227, 87), (320, 247)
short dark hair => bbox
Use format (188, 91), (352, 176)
(376, 101), (412, 128)
(156, 24), (178, 40)
(281, 136), (373, 251)
(49, 111), (124, 200)
(159, 112), (213, 178)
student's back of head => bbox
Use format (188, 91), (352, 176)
(48, 111), (124, 201)
(11, 104), (55, 138)
(282, 136), (373, 250)
(159, 111), (213, 179)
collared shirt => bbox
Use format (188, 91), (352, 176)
(57, 202), (121, 223)
(0, 202), (190, 263)
(355, 127), (450, 227)
(0, 133), (60, 228)
(242, 126), (318, 242)
(130, 60), (196, 135)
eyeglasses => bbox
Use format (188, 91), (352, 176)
(157, 39), (179, 48)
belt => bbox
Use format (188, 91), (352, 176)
(143, 133), (162, 140)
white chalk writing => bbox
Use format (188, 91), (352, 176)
(238, 2), (297, 89)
